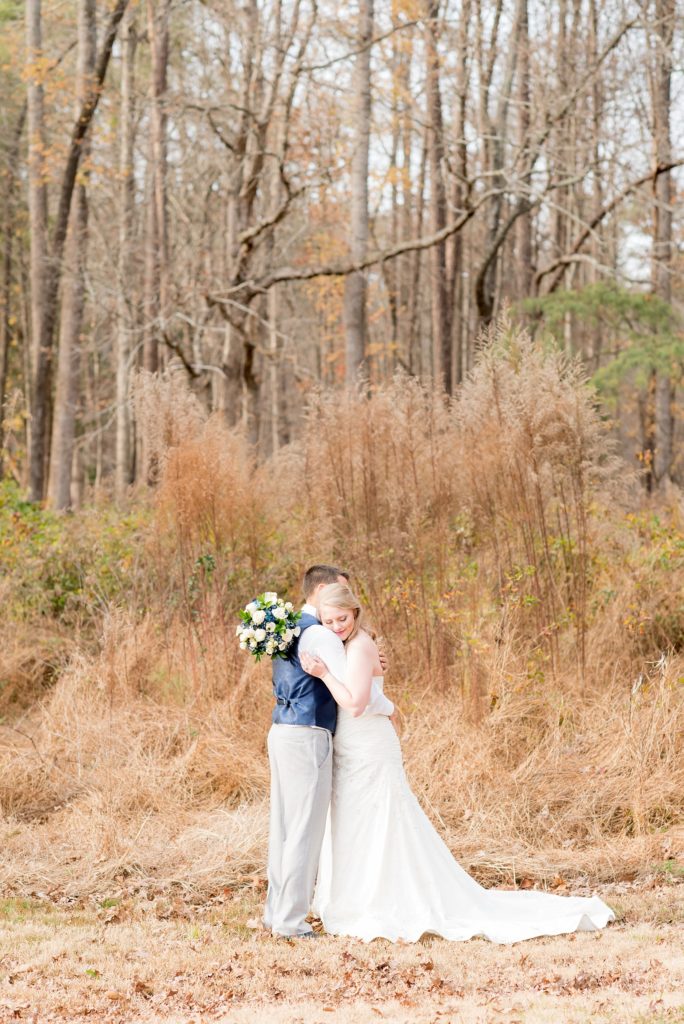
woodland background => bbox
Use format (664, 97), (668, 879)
(0, 0), (684, 919)
(0, 0), (682, 497)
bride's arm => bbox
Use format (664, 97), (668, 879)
(300, 637), (375, 718)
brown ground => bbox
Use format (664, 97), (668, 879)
(1, 879), (683, 1024)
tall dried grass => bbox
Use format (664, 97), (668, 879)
(1, 320), (683, 898)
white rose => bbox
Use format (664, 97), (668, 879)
(254, 628), (267, 642)
(248, 638), (257, 648)
(278, 641), (286, 651)
(242, 627), (254, 639)
(266, 640), (276, 655)
(245, 601), (258, 615)
(239, 641), (247, 650)
(293, 626), (301, 637)
(266, 621), (276, 633)
(283, 629), (293, 644)
(272, 606), (286, 620)
(285, 602), (293, 612)
(252, 609), (266, 625)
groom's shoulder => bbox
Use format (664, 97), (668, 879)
(299, 621), (342, 647)
(298, 611), (320, 629)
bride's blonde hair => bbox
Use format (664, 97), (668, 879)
(316, 582), (367, 642)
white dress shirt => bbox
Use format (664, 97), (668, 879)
(298, 604), (394, 717)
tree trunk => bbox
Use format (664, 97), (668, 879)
(26, 0), (49, 497)
(448, 0), (470, 386)
(27, 0), (129, 501)
(343, 0), (373, 384)
(147, 0), (171, 353)
(652, 0), (675, 488)
(115, 8), (137, 501)
(408, 132), (428, 375)
(474, 0), (523, 328)
(386, 20), (401, 369)
(425, 0), (451, 391)
(396, 7), (415, 374)
(268, 286), (279, 454)
(588, 0), (604, 369)
(142, 144), (159, 375)
(514, 0), (533, 297)
(48, 0), (97, 509)
(0, 106), (26, 478)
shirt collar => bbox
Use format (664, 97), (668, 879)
(302, 602), (319, 619)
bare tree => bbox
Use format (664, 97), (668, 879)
(514, 0), (532, 297)
(143, 0), (170, 377)
(0, 105), (26, 478)
(115, 6), (137, 502)
(473, 0), (526, 328)
(27, 0), (129, 501)
(448, 0), (471, 384)
(5, 0), (683, 491)
(424, 0), (452, 390)
(48, 0), (97, 509)
(344, 0), (374, 383)
(25, 0), (49, 492)
(651, 0), (676, 489)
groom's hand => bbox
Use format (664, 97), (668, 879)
(377, 637), (389, 674)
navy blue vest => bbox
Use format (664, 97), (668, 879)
(271, 613), (338, 733)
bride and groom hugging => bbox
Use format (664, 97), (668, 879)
(263, 563), (615, 944)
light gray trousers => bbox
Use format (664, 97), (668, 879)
(264, 724), (333, 936)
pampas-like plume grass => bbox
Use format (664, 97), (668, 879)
(1, 319), (683, 898)
(0, 610), (271, 895)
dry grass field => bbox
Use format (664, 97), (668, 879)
(1, 880), (683, 1024)
(2, 334), (683, 1024)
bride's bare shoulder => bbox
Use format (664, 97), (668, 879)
(347, 630), (377, 657)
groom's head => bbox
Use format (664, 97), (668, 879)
(303, 564), (350, 603)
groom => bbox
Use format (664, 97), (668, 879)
(263, 564), (394, 938)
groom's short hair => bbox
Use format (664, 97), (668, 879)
(303, 564), (350, 599)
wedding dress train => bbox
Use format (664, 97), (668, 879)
(314, 679), (614, 944)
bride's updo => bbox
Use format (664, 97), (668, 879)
(316, 582), (367, 642)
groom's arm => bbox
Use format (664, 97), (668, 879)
(298, 624), (347, 679)
(299, 625), (394, 717)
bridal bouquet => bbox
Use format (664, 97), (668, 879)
(236, 592), (302, 662)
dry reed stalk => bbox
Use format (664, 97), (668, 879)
(2, 326), (683, 898)
(0, 628), (61, 715)
(130, 367), (206, 485)
(403, 655), (684, 855)
(1, 638), (680, 896)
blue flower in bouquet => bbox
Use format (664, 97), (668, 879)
(236, 592), (302, 662)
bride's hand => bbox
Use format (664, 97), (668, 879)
(300, 652), (328, 679)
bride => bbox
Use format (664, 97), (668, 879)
(300, 582), (614, 944)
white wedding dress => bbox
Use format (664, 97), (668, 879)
(314, 678), (614, 944)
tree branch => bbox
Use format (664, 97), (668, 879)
(301, 19), (419, 73)
(208, 186), (497, 303)
(535, 159), (684, 293)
